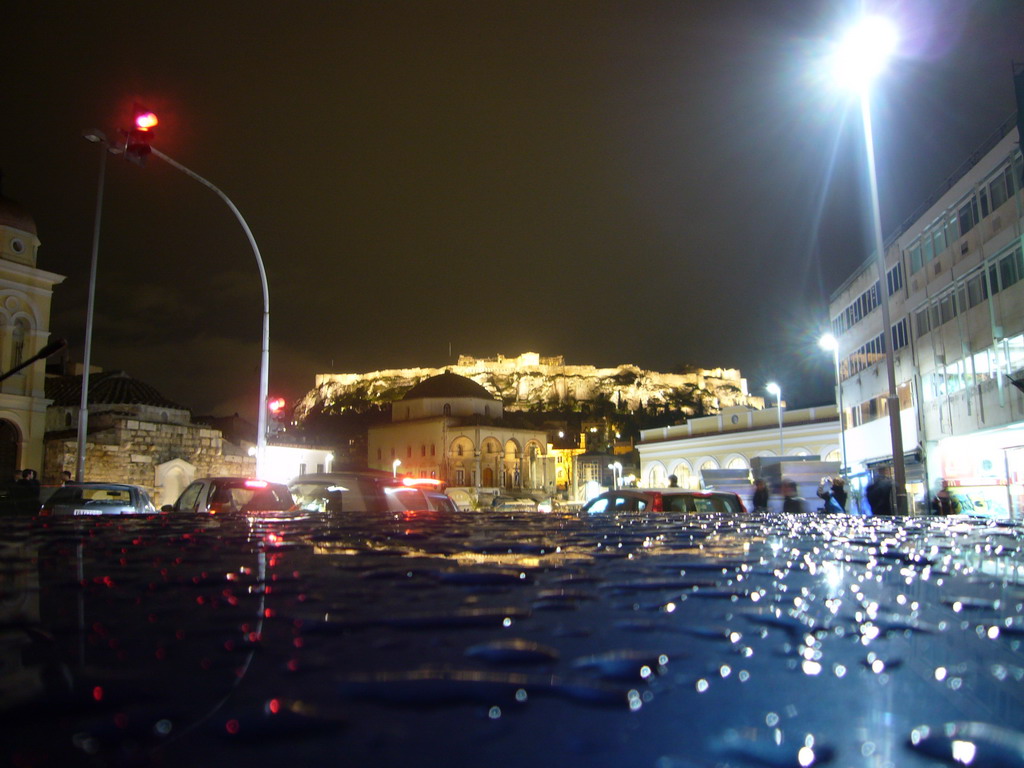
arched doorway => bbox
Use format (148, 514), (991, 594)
(0, 420), (19, 482)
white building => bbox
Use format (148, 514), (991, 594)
(827, 118), (1023, 517)
(637, 404), (841, 491)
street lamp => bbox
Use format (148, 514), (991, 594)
(393, 458), (401, 478)
(608, 461), (622, 490)
(766, 382), (783, 457)
(76, 129), (120, 482)
(829, 14), (907, 514)
(819, 333), (848, 479)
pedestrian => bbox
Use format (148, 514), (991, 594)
(931, 479), (962, 516)
(817, 476), (847, 513)
(61, 470), (72, 485)
(16, 468), (41, 505)
(667, 474), (679, 488)
(865, 468), (893, 516)
(751, 478), (769, 511)
(781, 478), (806, 514)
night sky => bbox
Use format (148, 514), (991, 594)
(2, 1), (1021, 419)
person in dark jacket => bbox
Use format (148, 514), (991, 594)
(866, 469), (894, 516)
(781, 479), (807, 514)
(931, 479), (962, 516)
(751, 478), (769, 511)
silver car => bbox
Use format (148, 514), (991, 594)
(40, 482), (159, 516)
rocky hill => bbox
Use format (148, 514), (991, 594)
(295, 352), (765, 419)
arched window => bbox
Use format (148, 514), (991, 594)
(64, 412), (72, 428)
(11, 321), (28, 369)
(443, 403), (451, 417)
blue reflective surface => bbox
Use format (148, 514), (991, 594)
(2, 508), (1022, 767)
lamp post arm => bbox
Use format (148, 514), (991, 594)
(150, 148), (270, 473)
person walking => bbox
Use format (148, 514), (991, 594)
(931, 479), (962, 516)
(817, 476), (848, 513)
(751, 478), (769, 511)
(781, 478), (806, 514)
(866, 468), (893, 516)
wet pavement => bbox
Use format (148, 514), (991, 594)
(2, 507), (1023, 767)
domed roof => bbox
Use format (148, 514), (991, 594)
(46, 370), (186, 410)
(402, 371), (496, 401)
(0, 193), (37, 236)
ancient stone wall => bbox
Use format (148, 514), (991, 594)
(43, 418), (255, 498)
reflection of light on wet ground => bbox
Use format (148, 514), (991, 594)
(3, 508), (1024, 767)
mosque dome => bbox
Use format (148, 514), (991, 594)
(403, 371), (496, 401)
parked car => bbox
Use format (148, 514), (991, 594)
(488, 495), (539, 512)
(289, 471), (437, 514)
(164, 477), (293, 515)
(40, 482), (159, 517)
(582, 488), (747, 515)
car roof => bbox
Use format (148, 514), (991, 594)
(290, 471), (397, 483)
(60, 482), (141, 490)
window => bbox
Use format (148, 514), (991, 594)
(998, 245), (1023, 291)
(299, 463), (307, 476)
(915, 308), (930, 338)
(407, 445), (412, 458)
(979, 187), (989, 218)
(430, 444), (436, 456)
(932, 228), (946, 258)
(891, 318), (909, 351)
(966, 272), (988, 307)
(421, 445), (426, 457)
(11, 321), (27, 368)
(957, 197), (978, 237)
(377, 448), (382, 460)
(989, 166), (1013, 210)
(939, 293), (957, 324)
(455, 469), (465, 485)
(921, 236), (934, 267)
(887, 262), (903, 296)
(909, 243), (922, 274)
(456, 445), (463, 457)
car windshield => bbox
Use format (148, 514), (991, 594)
(49, 486), (133, 505)
(291, 476), (393, 513)
(664, 493), (741, 514)
(211, 483), (292, 511)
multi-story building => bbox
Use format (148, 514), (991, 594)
(827, 117), (1023, 517)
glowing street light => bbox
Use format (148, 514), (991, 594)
(766, 382), (783, 457)
(828, 14), (907, 514)
(819, 333), (848, 479)
(608, 461), (623, 490)
(393, 458), (402, 478)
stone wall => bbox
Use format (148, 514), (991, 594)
(44, 417), (255, 500)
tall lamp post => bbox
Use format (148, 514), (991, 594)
(819, 333), (848, 479)
(148, 147), (271, 477)
(831, 15), (907, 514)
(77, 129), (118, 482)
(766, 382), (784, 457)
(393, 458), (402, 479)
(608, 461), (622, 490)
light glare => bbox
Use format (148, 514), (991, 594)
(831, 16), (898, 91)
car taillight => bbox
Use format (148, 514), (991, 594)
(244, 480), (269, 489)
(651, 493), (663, 512)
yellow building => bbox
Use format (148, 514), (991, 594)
(0, 193), (64, 479)
(367, 372), (554, 505)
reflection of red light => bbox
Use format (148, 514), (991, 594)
(93, 686), (104, 701)
(226, 719), (240, 735)
(268, 698), (281, 714)
(402, 477), (444, 487)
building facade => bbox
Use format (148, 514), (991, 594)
(0, 193), (65, 480)
(637, 404), (841, 494)
(827, 119), (1024, 517)
(367, 371), (554, 506)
